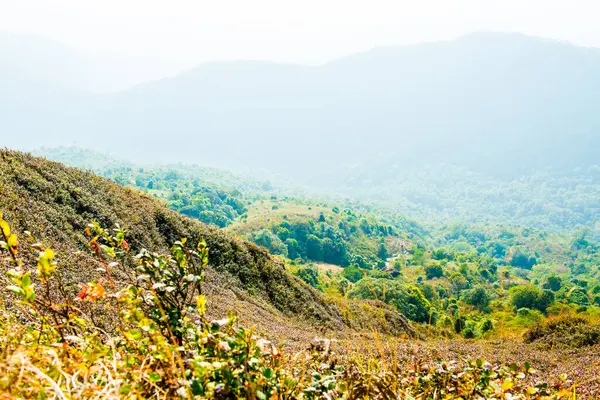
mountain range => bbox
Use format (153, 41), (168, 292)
(2, 31), (599, 184)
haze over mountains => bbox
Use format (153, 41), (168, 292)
(0, 31), (187, 93)
(3, 31), (600, 192)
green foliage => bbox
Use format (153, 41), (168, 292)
(510, 286), (554, 313)
(348, 278), (433, 323)
(508, 248), (537, 270)
(295, 265), (323, 291)
(462, 285), (491, 311)
(342, 264), (364, 283)
(236, 206), (398, 267)
(0, 209), (572, 399)
(524, 316), (600, 348)
(38, 146), (255, 228)
(0, 150), (342, 328)
(424, 264), (443, 280)
(306, 234), (324, 261)
(252, 229), (288, 256)
(544, 275), (563, 291)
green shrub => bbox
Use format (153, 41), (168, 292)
(524, 316), (600, 348)
(295, 265), (323, 291)
(462, 285), (491, 311)
(348, 278), (433, 323)
(510, 285), (554, 313)
(343, 264), (364, 283)
(424, 264), (443, 280)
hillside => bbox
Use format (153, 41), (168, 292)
(0, 150), (348, 338)
(2, 151), (600, 397)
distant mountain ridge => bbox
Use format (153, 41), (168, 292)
(2, 31), (600, 182)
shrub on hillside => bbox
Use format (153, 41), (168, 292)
(348, 278), (433, 323)
(424, 264), (443, 280)
(295, 265), (323, 291)
(524, 316), (600, 348)
(462, 285), (491, 311)
(343, 264), (364, 283)
(510, 285), (554, 313)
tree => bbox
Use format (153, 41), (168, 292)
(544, 275), (562, 291)
(348, 278), (433, 323)
(412, 246), (427, 265)
(463, 285), (490, 311)
(343, 264), (364, 283)
(510, 285), (554, 313)
(252, 229), (288, 256)
(306, 234), (324, 261)
(284, 238), (301, 259)
(322, 237), (348, 265)
(566, 287), (590, 306)
(508, 249), (537, 270)
(424, 265), (443, 280)
(377, 242), (388, 261)
(449, 273), (469, 294)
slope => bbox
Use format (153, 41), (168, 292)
(0, 149), (346, 338)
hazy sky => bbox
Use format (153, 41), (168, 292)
(2, 0), (600, 68)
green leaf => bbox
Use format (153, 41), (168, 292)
(119, 385), (131, 395)
(22, 273), (31, 288)
(148, 372), (162, 383)
(127, 329), (143, 340)
(263, 368), (273, 379)
(7, 285), (25, 296)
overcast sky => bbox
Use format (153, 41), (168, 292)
(2, 0), (600, 68)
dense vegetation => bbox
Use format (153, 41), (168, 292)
(36, 146), (266, 228)
(10, 152), (600, 393)
(229, 199), (404, 268)
(329, 162), (600, 235)
(0, 210), (575, 398)
(36, 147), (600, 343)
(3, 30), (600, 396)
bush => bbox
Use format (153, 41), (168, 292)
(510, 285), (554, 313)
(480, 318), (494, 333)
(524, 316), (600, 348)
(508, 249), (537, 269)
(252, 229), (288, 256)
(343, 264), (364, 283)
(295, 265), (323, 291)
(544, 275), (562, 291)
(348, 278), (433, 323)
(462, 285), (490, 311)
(424, 264), (443, 280)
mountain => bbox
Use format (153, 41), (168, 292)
(3, 32), (599, 177)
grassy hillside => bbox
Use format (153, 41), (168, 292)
(0, 149), (344, 333)
(1, 150), (598, 397)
